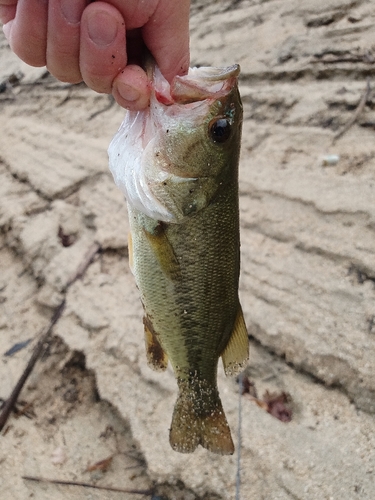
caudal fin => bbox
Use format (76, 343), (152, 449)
(169, 380), (234, 455)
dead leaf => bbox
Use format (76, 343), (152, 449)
(239, 375), (258, 397)
(263, 390), (292, 422)
(86, 456), (113, 473)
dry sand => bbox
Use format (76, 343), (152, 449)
(1, 0), (375, 498)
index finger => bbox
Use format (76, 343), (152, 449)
(0, 0), (16, 24)
(2, 0), (47, 66)
(98, 0), (190, 83)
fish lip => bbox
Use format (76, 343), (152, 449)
(185, 64), (241, 82)
(108, 63), (241, 223)
(152, 65), (241, 105)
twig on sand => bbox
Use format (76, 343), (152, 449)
(0, 243), (101, 433)
(88, 95), (115, 121)
(66, 242), (101, 287)
(22, 476), (154, 496)
(333, 79), (371, 143)
(0, 301), (65, 432)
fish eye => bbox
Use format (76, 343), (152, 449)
(209, 117), (231, 143)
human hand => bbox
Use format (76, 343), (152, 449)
(0, 0), (190, 110)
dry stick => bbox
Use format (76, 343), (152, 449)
(88, 95), (115, 121)
(333, 79), (371, 143)
(311, 57), (373, 64)
(0, 301), (65, 432)
(66, 242), (101, 287)
(0, 242), (101, 433)
(22, 476), (153, 496)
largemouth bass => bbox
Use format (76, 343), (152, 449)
(108, 64), (249, 455)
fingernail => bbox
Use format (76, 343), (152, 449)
(61, 0), (82, 24)
(117, 82), (141, 103)
(2, 20), (13, 42)
(87, 11), (118, 46)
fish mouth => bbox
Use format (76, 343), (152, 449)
(108, 62), (241, 223)
(186, 64), (240, 82)
(153, 65), (241, 105)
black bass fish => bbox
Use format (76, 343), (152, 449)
(108, 64), (248, 455)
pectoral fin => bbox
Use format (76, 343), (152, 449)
(143, 316), (168, 371)
(143, 222), (181, 281)
(221, 306), (249, 376)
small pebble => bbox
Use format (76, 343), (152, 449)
(321, 154), (340, 166)
(51, 446), (67, 465)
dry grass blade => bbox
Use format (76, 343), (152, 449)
(85, 455), (113, 473)
(0, 301), (65, 432)
(0, 243), (101, 432)
(333, 79), (371, 142)
(22, 476), (153, 495)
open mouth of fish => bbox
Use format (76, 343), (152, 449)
(108, 64), (241, 223)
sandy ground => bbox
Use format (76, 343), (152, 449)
(1, 0), (375, 499)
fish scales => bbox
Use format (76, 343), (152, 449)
(130, 179), (239, 376)
(109, 64), (249, 455)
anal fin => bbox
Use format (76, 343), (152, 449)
(143, 316), (168, 371)
(221, 305), (249, 376)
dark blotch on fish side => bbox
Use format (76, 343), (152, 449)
(143, 315), (168, 371)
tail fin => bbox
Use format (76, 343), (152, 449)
(169, 380), (234, 455)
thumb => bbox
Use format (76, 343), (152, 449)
(142, 0), (190, 82)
